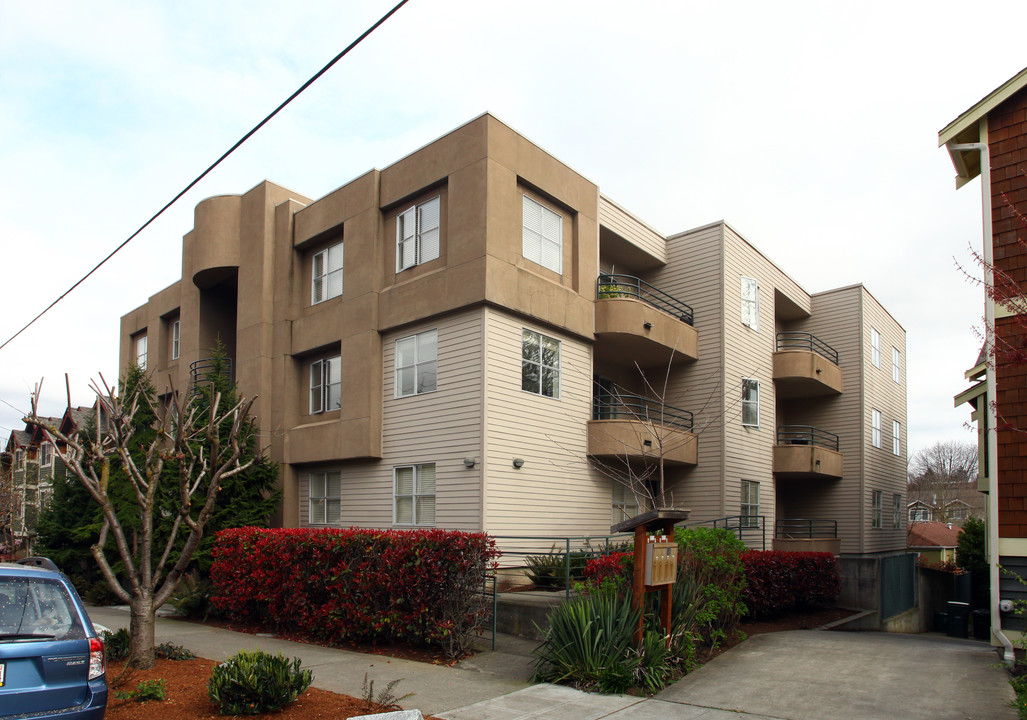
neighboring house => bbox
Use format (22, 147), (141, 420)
(907, 521), (962, 568)
(119, 114), (907, 563)
(906, 491), (984, 525)
(942, 66), (1027, 654)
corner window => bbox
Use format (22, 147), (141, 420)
(871, 409), (882, 448)
(135, 333), (148, 370)
(171, 320), (181, 361)
(872, 490), (883, 529)
(309, 471), (341, 524)
(741, 480), (760, 528)
(892, 347), (900, 383)
(394, 463), (436, 526)
(892, 420), (901, 456)
(309, 355), (342, 414)
(312, 241), (344, 304)
(740, 277), (759, 331)
(741, 379), (760, 427)
(893, 494), (902, 530)
(522, 195), (562, 274)
(395, 330), (438, 398)
(871, 329), (881, 368)
(39, 443), (53, 467)
(612, 482), (639, 525)
(522, 329), (560, 398)
(397, 197), (440, 272)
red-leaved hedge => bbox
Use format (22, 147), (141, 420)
(741, 551), (840, 619)
(210, 527), (498, 655)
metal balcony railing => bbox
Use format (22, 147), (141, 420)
(597, 274), (694, 326)
(190, 357), (233, 394)
(776, 425), (839, 451)
(592, 393), (694, 432)
(776, 331), (838, 365)
(775, 518), (839, 540)
(685, 516), (767, 549)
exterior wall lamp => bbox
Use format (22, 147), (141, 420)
(512, 458), (525, 469)
(463, 457), (476, 468)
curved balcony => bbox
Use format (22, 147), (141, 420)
(773, 425), (842, 479)
(588, 393), (697, 466)
(595, 275), (698, 367)
(773, 332), (842, 398)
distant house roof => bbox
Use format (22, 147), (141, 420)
(908, 521), (962, 550)
(5, 429), (31, 453)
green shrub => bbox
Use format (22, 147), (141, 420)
(102, 628), (131, 662)
(1010, 671), (1027, 719)
(115, 678), (166, 702)
(525, 547), (590, 588)
(208, 650), (312, 715)
(674, 527), (747, 647)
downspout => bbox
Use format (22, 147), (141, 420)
(950, 139), (1015, 665)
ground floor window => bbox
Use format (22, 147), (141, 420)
(309, 471), (341, 524)
(611, 482), (640, 525)
(741, 480), (760, 527)
(394, 463), (436, 526)
(892, 493), (902, 530)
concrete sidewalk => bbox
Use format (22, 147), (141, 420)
(88, 607), (1016, 719)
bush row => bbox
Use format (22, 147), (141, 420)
(210, 527), (498, 657)
(741, 550), (839, 619)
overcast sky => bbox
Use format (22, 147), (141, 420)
(1, 0), (1024, 458)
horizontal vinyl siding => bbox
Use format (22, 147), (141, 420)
(482, 308), (611, 538)
(298, 309), (484, 531)
(598, 195), (666, 265)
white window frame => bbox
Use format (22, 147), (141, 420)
(892, 420), (901, 456)
(308, 470), (341, 525)
(740, 277), (760, 331)
(871, 328), (881, 368)
(893, 494), (902, 530)
(741, 480), (760, 528)
(39, 443), (53, 467)
(395, 330), (438, 398)
(309, 355), (342, 414)
(135, 333), (148, 370)
(612, 482), (640, 525)
(909, 506), (931, 523)
(892, 347), (900, 383)
(872, 490), (883, 529)
(521, 329), (561, 398)
(14, 449), (24, 469)
(394, 463), (436, 527)
(522, 195), (563, 274)
(171, 320), (180, 361)
(741, 379), (760, 427)
(871, 409), (882, 448)
(396, 196), (441, 272)
(312, 241), (344, 304)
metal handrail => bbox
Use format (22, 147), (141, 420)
(776, 331), (838, 365)
(592, 392), (694, 432)
(597, 274), (695, 326)
(775, 518), (838, 540)
(492, 534), (635, 599)
(684, 515), (767, 550)
(189, 358), (233, 394)
(776, 425), (839, 451)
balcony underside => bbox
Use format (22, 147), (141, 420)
(773, 444), (843, 479)
(587, 419), (697, 466)
(595, 298), (698, 367)
(773, 350), (842, 398)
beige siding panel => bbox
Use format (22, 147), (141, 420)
(598, 195), (667, 265)
(298, 309), (484, 532)
(482, 308), (612, 537)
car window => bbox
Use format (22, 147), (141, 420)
(0, 577), (84, 641)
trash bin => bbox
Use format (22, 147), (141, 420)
(972, 609), (990, 641)
(933, 611), (948, 633)
(947, 601), (970, 638)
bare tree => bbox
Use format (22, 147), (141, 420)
(907, 441), (980, 524)
(25, 373), (255, 669)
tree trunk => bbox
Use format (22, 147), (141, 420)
(128, 593), (156, 670)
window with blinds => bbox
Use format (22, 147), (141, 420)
(396, 196), (440, 271)
(394, 464), (436, 526)
(522, 195), (562, 274)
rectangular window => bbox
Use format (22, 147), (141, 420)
(892, 347), (900, 383)
(397, 197), (440, 272)
(741, 480), (760, 528)
(871, 329), (881, 368)
(309, 355), (342, 414)
(395, 330), (438, 398)
(171, 320), (180, 361)
(740, 277), (760, 331)
(893, 494), (902, 530)
(522, 329), (560, 398)
(135, 333), (148, 370)
(39, 443), (53, 467)
(872, 490), (883, 529)
(892, 420), (901, 456)
(14, 449), (24, 468)
(871, 409), (882, 448)
(309, 471), (341, 524)
(394, 463), (436, 526)
(312, 241), (344, 304)
(741, 379), (760, 427)
(909, 505), (931, 523)
(612, 482), (639, 525)
(522, 195), (563, 274)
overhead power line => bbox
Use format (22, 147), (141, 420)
(0, 0), (411, 354)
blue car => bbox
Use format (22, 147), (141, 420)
(0, 558), (107, 719)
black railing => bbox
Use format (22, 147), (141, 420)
(776, 331), (838, 365)
(190, 358), (233, 394)
(685, 516), (767, 550)
(775, 518), (838, 540)
(776, 425), (839, 451)
(597, 274), (695, 326)
(592, 392), (694, 432)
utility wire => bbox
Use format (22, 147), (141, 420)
(0, 0), (411, 354)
